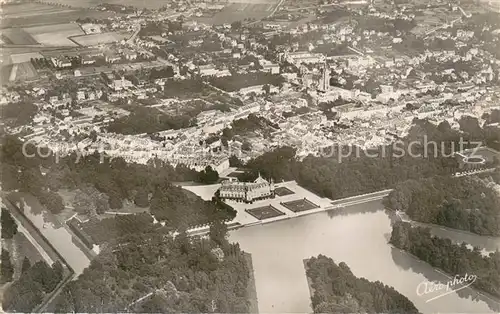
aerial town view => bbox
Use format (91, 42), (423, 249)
(0, 0), (500, 312)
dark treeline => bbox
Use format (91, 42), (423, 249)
(383, 174), (500, 236)
(1, 207), (18, 239)
(2, 260), (64, 312)
(1, 135), (64, 214)
(237, 117), (498, 201)
(1, 135), (240, 312)
(1, 249), (14, 284)
(54, 227), (251, 313)
(391, 222), (500, 298)
(0, 136), (234, 227)
(238, 143), (456, 201)
(80, 212), (155, 245)
(305, 255), (419, 313)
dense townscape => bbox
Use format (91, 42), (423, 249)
(1, 0), (500, 312)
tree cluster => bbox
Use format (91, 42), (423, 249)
(383, 175), (500, 236)
(54, 229), (250, 313)
(0, 101), (38, 127)
(2, 260), (64, 312)
(197, 166), (219, 184)
(305, 255), (419, 313)
(72, 184), (110, 216)
(1, 207), (18, 239)
(1, 134), (233, 229)
(106, 105), (195, 135)
(238, 117), (499, 200)
(209, 73), (284, 92)
(211, 114), (279, 147)
(0, 136), (65, 214)
(1, 249), (14, 283)
(149, 66), (175, 80)
(149, 183), (235, 229)
(80, 212), (155, 244)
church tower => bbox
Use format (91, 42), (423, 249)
(321, 62), (330, 92)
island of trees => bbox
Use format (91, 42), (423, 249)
(305, 255), (419, 313)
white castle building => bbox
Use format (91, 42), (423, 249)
(219, 174), (275, 203)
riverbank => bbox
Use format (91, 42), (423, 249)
(390, 245), (500, 310)
(392, 211), (500, 253)
(185, 185), (392, 237)
(244, 252), (259, 313)
(5, 192), (91, 275)
(303, 259), (315, 310)
(230, 203), (496, 313)
(394, 210), (500, 240)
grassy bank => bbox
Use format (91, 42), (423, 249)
(243, 252), (259, 313)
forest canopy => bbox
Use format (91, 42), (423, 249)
(305, 255), (419, 313)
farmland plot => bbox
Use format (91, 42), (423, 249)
(24, 23), (84, 47)
(0, 28), (38, 45)
(1, 2), (118, 28)
(70, 31), (130, 46)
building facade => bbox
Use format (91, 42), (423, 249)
(219, 174), (275, 203)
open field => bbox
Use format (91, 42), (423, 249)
(10, 51), (44, 63)
(1, 2), (118, 28)
(1, 2), (74, 19)
(33, 0), (174, 9)
(1, 47), (64, 63)
(0, 28), (38, 45)
(24, 23), (83, 35)
(9, 61), (38, 81)
(24, 23), (84, 46)
(195, 2), (278, 25)
(70, 31), (130, 46)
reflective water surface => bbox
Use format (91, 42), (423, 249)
(230, 200), (500, 313)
